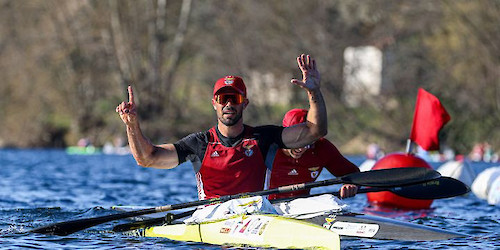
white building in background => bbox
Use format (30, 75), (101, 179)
(248, 71), (292, 106)
(343, 46), (383, 107)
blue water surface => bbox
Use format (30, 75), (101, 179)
(0, 149), (499, 249)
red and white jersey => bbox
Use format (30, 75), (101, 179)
(196, 127), (267, 199)
(267, 138), (359, 200)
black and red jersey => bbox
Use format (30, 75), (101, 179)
(174, 125), (284, 200)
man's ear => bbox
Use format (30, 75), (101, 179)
(211, 98), (217, 110)
(243, 99), (249, 108)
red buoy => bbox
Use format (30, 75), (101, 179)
(367, 153), (433, 209)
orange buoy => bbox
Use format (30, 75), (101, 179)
(367, 153), (433, 209)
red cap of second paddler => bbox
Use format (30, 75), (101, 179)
(282, 108), (308, 127)
(213, 76), (247, 97)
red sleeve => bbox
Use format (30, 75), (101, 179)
(317, 139), (360, 176)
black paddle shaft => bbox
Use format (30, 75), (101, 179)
(30, 167), (440, 236)
(112, 209), (196, 232)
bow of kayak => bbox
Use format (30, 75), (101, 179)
(307, 212), (467, 241)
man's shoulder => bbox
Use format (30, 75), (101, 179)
(245, 124), (283, 139)
(178, 129), (212, 144)
(315, 138), (341, 154)
(244, 124), (285, 148)
(247, 124), (283, 133)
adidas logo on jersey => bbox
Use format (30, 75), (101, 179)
(288, 169), (299, 176)
(211, 151), (220, 157)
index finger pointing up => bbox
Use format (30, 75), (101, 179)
(128, 85), (134, 104)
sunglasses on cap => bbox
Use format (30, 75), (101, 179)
(214, 93), (245, 105)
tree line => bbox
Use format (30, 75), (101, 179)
(0, 0), (498, 155)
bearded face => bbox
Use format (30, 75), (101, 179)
(218, 105), (243, 126)
(212, 92), (248, 127)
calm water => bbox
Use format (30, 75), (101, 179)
(1, 149), (499, 249)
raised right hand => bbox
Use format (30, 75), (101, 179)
(116, 86), (137, 126)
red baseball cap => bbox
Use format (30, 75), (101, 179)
(213, 76), (247, 97)
(282, 109), (308, 127)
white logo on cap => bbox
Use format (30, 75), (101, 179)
(224, 77), (235, 85)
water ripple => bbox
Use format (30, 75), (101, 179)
(1, 149), (499, 249)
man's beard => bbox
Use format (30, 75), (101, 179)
(219, 108), (243, 126)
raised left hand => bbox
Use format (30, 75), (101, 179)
(290, 54), (321, 92)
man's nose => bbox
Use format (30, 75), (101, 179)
(224, 99), (235, 106)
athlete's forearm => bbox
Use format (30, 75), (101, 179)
(126, 123), (180, 169)
(281, 88), (327, 149)
(126, 123), (157, 167)
(306, 88), (328, 139)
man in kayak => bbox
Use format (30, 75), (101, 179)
(116, 54), (327, 200)
(267, 108), (359, 200)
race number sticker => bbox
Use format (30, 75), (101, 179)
(219, 216), (271, 241)
(324, 221), (379, 238)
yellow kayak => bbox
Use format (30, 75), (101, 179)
(139, 214), (340, 250)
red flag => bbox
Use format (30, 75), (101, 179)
(409, 88), (451, 151)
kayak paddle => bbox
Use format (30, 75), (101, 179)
(112, 209), (196, 232)
(113, 177), (467, 233)
(356, 176), (470, 199)
(270, 176), (469, 204)
(30, 167), (440, 236)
